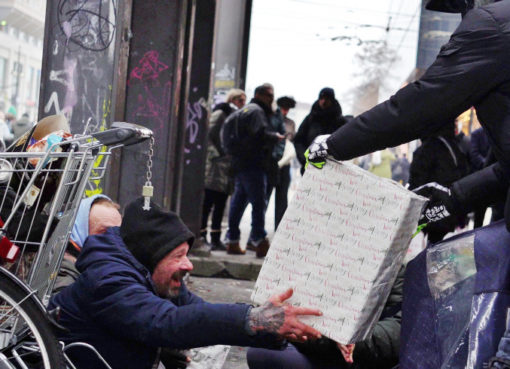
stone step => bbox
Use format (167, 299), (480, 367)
(189, 250), (264, 281)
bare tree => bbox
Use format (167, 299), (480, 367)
(343, 40), (399, 115)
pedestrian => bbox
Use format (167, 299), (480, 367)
(50, 197), (322, 369)
(223, 83), (284, 257)
(263, 96), (297, 232)
(391, 153), (411, 185)
(12, 112), (32, 140)
(408, 120), (471, 242)
(274, 96), (297, 229)
(305, 0), (510, 237)
(200, 88), (246, 251)
(293, 87), (346, 174)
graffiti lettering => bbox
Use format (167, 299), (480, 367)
(184, 99), (206, 165)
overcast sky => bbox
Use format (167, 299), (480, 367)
(246, 0), (422, 115)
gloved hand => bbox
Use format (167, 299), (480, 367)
(304, 134), (330, 169)
(413, 182), (459, 243)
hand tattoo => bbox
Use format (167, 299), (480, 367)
(249, 301), (285, 334)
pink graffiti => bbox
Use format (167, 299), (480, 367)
(129, 50), (169, 83)
(132, 81), (172, 132)
(127, 50), (172, 134)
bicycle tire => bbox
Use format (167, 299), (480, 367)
(0, 271), (65, 369)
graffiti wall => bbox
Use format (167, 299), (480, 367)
(40, 0), (120, 196)
(117, 0), (183, 208)
(40, 0), (117, 134)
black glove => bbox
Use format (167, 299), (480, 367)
(413, 182), (458, 243)
(160, 348), (189, 369)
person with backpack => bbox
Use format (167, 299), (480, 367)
(222, 83), (284, 257)
(200, 88), (246, 251)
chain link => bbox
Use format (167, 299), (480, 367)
(145, 135), (154, 184)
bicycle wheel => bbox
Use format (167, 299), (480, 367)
(0, 270), (65, 368)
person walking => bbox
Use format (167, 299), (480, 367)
(223, 83), (284, 257)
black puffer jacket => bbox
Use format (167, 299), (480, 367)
(409, 134), (471, 191)
(294, 100), (346, 169)
(325, 2), (510, 217)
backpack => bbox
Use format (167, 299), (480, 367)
(221, 103), (260, 156)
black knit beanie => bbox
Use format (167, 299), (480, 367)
(120, 197), (195, 273)
(318, 87), (335, 101)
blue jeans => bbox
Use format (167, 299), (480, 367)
(226, 167), (267, 243)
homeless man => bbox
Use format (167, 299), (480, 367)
(49, 197), (322, 369)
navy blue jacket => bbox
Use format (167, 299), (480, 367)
(50, 227), (282, 369)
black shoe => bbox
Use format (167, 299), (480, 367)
(211, 240), (227, 251)
(189, 237), (212, 256)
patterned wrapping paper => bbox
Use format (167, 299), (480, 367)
(251, 160), (427, 344)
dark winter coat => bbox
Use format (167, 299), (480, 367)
(294, 100), (346, 169)
(293, 265), (405, 369)
(204, 102), (234, 193)
(408, 135), (471, 190)
(470, 127), (490, 170)
(226, 99), (280, 173)
(49, 227), (281, 369)
(326, 2), (510, 214)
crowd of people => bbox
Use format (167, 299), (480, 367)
(200, 84), (354, 258)
(200, 83), (497, 259)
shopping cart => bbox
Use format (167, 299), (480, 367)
(0, 121), (152, 369)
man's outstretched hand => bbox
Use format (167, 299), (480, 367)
(249, 288), (322, 342)
(337, 343), (355, 364)
(305, 134), (330, 169)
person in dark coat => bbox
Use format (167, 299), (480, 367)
(274, 96), (297, 229)
(293, 88), (346, 174)
(305, 0), (510, 236)
(224, 83), (284, 257)
(201, 88), (246, 251)
(262, 96), (297, 232)
(50, 198), (322, 369)
(408, 121), (471, 242)
(247, 265), (405, 369)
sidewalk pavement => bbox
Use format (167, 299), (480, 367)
(187, 276), (255, 369)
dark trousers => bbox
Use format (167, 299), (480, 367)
(201, 189), (229, 231)
(266, 165), (291, 231)
(247, 345), (346, 369)
(226, 167), (267, 242)
(275, 165), (291, 229)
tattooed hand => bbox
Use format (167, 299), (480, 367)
(248, 288), (322, 342)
